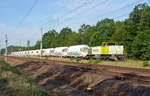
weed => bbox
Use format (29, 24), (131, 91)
(76, 58), (81, 62)
(0, 59), (22, 75)
(70, 58), (74, 61)
(88, 59), (93, 64)
(11, 66), (22, 75)
(1, 63), (11, 71)
(93, 59), (101, 64)
(0, 77), (8, 85)
(143, 61), (149, 67)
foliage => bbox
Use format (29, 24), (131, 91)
(143, 61), (149, 67)
(131, 30), (150, 60)
(89, 19), (115, 46)
(88, 59), (93, 64)
(0, 60), (22, 75)
(88, 59), (101, 64)
(0, 46), (25, 54)
(42, 29), (58, 48)
(93, 59), (101, 64)
(76, 58), (81, 62)
(0, 77), (8, 85)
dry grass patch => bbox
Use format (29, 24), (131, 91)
(24, 56), (150, 69)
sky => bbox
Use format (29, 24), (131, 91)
(0, 0), (149, 48)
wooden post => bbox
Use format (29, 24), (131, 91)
(40, 28), (43, 59)
(5, 34), (8, 61)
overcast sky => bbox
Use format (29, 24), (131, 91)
(0, 0), (148, 48)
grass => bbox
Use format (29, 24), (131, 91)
(143, 61), (150, 67)
(25, 56), (150, 69)
(100, 59), (150, 69)
(0, 59), (51, 96)
(76, 58), (81, 62)
(93, 59), (101, 64)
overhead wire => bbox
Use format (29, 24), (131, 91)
(46, 0), (109, 30)
(15, 0), (39, 32)
(55, 0), (143, 30)
(104, 0), (149, 21)
(96, 0), (143, 19)
(113, 12), (130, 20)
(113, 0), (148, 20)
(41, 0), (94, 29)
(43, 0), (146, 32)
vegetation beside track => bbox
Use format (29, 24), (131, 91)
(0, 58), (51, 96)
(26, 56), (150, 69)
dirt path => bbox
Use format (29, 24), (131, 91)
(5, 56), (150, 96)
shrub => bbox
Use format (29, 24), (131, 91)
(143, 61), (149, 67)
(93, 59), (101, 64)
(1, 63), (11, 71)
(11, 66), (22, 75)
(0, 60), (21, 75)
(88, 59), (93, 64)
(0, 77), (8, 85)
(76, 58), (81, 62)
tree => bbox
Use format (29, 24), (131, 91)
(89, 18), (115, 46)
(42, 29), (58, 48)
(79, 26), (96, 45)
(33, 41), (40, 49)
(138, 4), (150, 31)
(122, 4), (148, 57)
(131, 30), (150, 60)
(67, 32), (81, 46)
(112, 21), (126, 45)
(57, 27), (73, 46)
(78, 24), (91, 44)
(79, 24), (90, 35)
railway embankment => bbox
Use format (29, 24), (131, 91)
(4, 56), (150, 96)
(0, 58), (51, 96)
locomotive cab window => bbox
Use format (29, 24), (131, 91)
(102, 42), (116, 46)
(102, 43), (108, 46)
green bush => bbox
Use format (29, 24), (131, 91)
(76, 58), (81, 62)
(88, 59), (93, 64)
(0, 60), (22, 75)
(11, 66), (22, 75)
(143, 61), (149, 67)
(0, 59), (11, 71)
(0, 78), (8, 85)
(93, 59), (101, 64)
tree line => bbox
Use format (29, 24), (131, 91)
(2, 3), (150, 60)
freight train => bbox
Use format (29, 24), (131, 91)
(9, 42), (125, 60)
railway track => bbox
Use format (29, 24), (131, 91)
(4, 56), (150, 96)
(8, 56), (150, 75)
